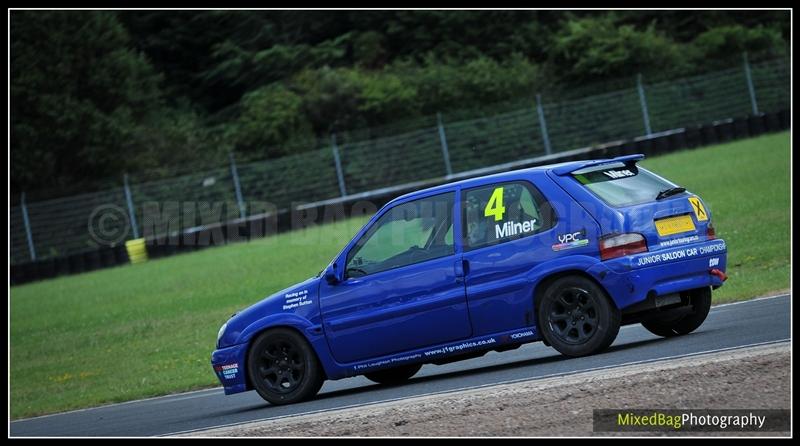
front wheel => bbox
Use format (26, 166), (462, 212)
(364, 363), (422, 385)
(537, 276), (620, 357)
(247, 328), (325, 405)
(641, 287), (712, 337)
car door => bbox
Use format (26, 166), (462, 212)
(460, 179), (561, 336)
(319, 191), (472, 364)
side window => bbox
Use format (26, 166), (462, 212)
(463, 181), (555, 250)
(346, 192), (455, 278)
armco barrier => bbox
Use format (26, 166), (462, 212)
(9, 110), (789, 286)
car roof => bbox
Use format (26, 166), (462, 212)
(388, 154), (646, 205)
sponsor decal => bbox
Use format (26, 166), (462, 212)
(495, 219), (538, 239)
(659, 235), (699, 248)
(352, 329), (536, 373)
(422, 338), (496, 357)
(354, 353), (423, 372)
(635, 241), (726, 267)
(283, 289), (313, 311)
(709, 257), (720, 267)
(688, 196), (708, 222)
(353, 337), (499, 372)
(603, 169), (635, 179)
(215, 363), (239, 380)
(552, 230), (588, 251)
(509, 329), (535, 340)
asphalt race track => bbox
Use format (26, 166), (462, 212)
(11, 294), (791, 437)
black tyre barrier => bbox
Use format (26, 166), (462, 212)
(700, 124), (719, 146)
(747, 114), (766, 136)
(733, 118), (750, 140)
(145, 240), (166, 259)
(12, 262), (30, 285)
(714, 119), (735, 143)
(632, 137), (652, 155)
(684, 125), (702, 149)
(56, 256), (71, 276)
(668, 131), (687, 151)
(653, 134), (671, 156)
(621, 140), (638, 156)
(85, 250), (102, 272)
(41, 258), (58, 280)
(764, 112), (782, 132)
(610, 143), (626, 158)
(11, 109), (790, 286)
(101, 247), (117, 267)
(595, 141), (625, 159)
(778, 109), (789, 129)
(68, 253), (86, 275)
(114, 244), (130, 264)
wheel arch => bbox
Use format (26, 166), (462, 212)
(242, 324), (329, 391)
(532, 268), (622, 356)
(532, 269), (618, 318)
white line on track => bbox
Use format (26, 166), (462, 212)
(615, 292), (787, 331)
(162, 337), (791, 437)
(711, 292), (790, 309)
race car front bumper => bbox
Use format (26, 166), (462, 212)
(211, 343), (250, 395)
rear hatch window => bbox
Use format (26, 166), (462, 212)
(572, 162), (682, 207)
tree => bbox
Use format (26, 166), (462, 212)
(11, 11), (163, 196)
(547, 15), (688, 83)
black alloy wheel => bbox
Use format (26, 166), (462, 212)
(247, 328), (324, 405)
(538, 275), (620, 357)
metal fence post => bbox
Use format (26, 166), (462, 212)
(229, 152), (246, 219)
(436, 112), (454, 176)
(743, 52), (760, 115)
(535, 94), (552, 155)
(331, 133), (347, 197)
(20, 192), (37, 261)
(123, 173), (140, 239)
(637, 73), (653, 136)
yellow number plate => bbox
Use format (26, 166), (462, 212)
(655, 215), (696, 237)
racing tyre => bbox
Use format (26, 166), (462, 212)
(364, 363), (422, 385)
(538, 276), (620, 357)
(641, 287), (712, 337)
(247, 328), (324, 405)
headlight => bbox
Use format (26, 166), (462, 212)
(217, 322), (228, 342)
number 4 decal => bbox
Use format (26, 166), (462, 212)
(484, 187), (506, 221)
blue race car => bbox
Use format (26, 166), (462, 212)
(212, 154), (727, 405)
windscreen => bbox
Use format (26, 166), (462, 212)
(572, 162), (679, 207)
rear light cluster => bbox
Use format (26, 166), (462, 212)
(600, 233), (648, 261)
(706, 221), (716, 239)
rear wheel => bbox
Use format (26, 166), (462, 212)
(364, 364), (422, 385)
(641, 287), (712, 337)
(247, 328), (324, 405)
(537, 276), (620, 357)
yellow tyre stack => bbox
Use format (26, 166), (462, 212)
(125, 238), (148, 264)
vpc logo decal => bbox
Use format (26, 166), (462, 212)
(552, 229), (589, 251)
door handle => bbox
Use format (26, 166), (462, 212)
(454, 259), (469, 282)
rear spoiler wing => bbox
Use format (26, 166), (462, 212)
(552, 154), (645, 176)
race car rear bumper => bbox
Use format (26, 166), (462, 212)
(588, 239), (727, 310)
